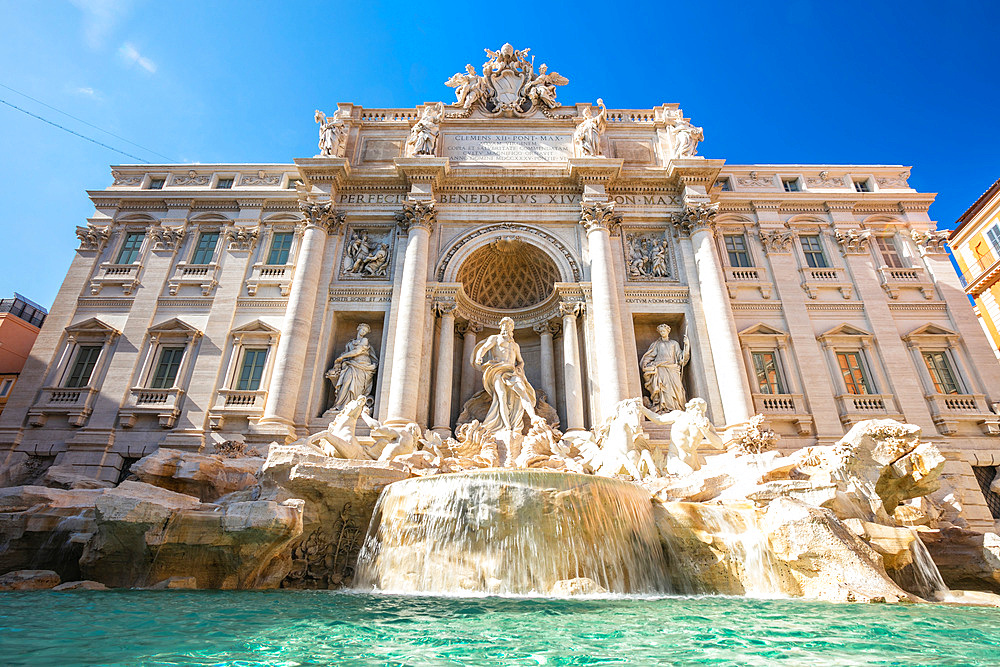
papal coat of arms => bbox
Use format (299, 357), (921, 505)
(445, 43), (569, 117)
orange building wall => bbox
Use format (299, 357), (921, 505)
(0, 313), (41, 375)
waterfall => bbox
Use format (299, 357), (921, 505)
(354, 470), (669, 595)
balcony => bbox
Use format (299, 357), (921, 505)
(89, 262), (140, 296)
(751, 393), (813, 435)
(167, 262), (220, 296)
(724, 266), (772, 299)
(835, 393), (904, 427)
(246, 263), (295, 297)
(799, 266), (853, 299)
(208, 389), (268, 430)
(878, 265), (935, 299)
(119, 387), (185, 428)
(27, 386), (101, 427)
(924, 392), (1000, 436)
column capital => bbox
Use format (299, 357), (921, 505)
(298, 199), (346, 235)
(834, 228), (872, 255)
(457, 320), (483, 336)
(396, 199), (437, 234)
(559, 301), (586, 318)
(75, 224), (111, 252)
(910, 229), (950, 255)
(578, 201), (622, 235)
(147, 223), (186, 252)
(671, 201), (719, 236)
(432, 300), (457, 317)
(759, 229), (795, 254)
(225, 225), (259, 252)
(534, 320), (561, 336)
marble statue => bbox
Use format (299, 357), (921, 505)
(360, 412), (422, 462)
(315, 109), (348, 158)
(640, 324), (690, 412)
(326, 324), (378, 412)
(670, 118), (703, 158)
(305, 396), (371, 459)
(640, 397), (725, 475)
(405, 102), (444, 157)
(584, 398), (660, 480)
(574, 100), (607, 157)
(523, 64), (568, 110)
(472, 316), (538, 435)
(445, 64), (489, 110)
(343, 232), (391, 277)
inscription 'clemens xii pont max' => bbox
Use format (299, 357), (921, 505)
(443, 133), (572, 162)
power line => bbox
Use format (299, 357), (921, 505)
(0, 97), (149, 163)
(0, 83), (177, 162)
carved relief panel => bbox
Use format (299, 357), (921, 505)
(339, 226), (395, 280)
(622, 229), (676, 281)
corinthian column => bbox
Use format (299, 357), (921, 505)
(679, 202), (752, 424)
(457, 321), (483, 406)
(385, 200), (436, 426)
(534, 320), (558, 405)
(579, 201), (628, 419)
(560, 301), (586, 432)
(431, 300), (457, 437)
(259, 200), (344, 435)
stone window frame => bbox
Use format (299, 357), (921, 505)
(119, 318), (202, 429)
(246, 217), (305, 297)
(211, 172), (238, 189)
(817, 323), (902, 423)
(786, 220), (854, 300)
(168, 216), (227, 296)
(90, 218), (153, 296)
(28, 317), (121, 428)
(901, 323), (996, 435)
(141, 173), (169, 190)
(738, 323), (812, 435)
(864, 221), (935, 299)
(209, 319), (281, 429)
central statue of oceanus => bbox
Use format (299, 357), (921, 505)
(472, 316), (539, 435)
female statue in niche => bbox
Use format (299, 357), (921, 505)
(473, 316), (538, 434)
(327, 323), (378, 411)
(640, 323), (690, 413)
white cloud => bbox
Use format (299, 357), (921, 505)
(118, 42), (157, 73)
(75, 87), (97, 96)
(70, 0), (133, 49)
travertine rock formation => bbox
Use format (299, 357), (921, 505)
(129, 448), (262, 502)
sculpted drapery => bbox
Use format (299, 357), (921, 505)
(640, 324), (690, 413)
(328, 323), (378, 411)
(473, 317), (538, 434)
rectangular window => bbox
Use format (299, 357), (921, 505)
(116, 233), (144, 264)
(266, 232), (294, 265)
(216, 178), (234, 189)
(923, 351), (961, 394)
(236, 348), (268, 391)
(65, 346), (102, 388)
(986, 225), (1000, 255)
(875, 235), (906, 268)
(800, 235), (828, 268)
(150, 347), (185, 389)
(0, 378), (14, 398)
(148, 178), (165, 190)
(190, 232), (219, 265)
(837, 351), (874, 395)
(716, 177), (732, 192)
(782, 178), (800, 192)
(853, 179), (871, 193)
(751, 351), (785, 394)
(724, 234), (753, 267)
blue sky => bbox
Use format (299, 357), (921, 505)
(2, 1), (998, 308)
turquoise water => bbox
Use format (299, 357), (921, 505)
(1, 591), (999, 666)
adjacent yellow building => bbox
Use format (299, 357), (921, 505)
(950, 178), (1000, 357)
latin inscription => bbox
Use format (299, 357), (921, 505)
(336, 192), (680, 206)
(443, 134), (572, 162)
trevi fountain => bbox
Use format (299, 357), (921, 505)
(2, 44), (1000, 665)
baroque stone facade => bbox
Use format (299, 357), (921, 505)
(2, 44), (999, 530)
